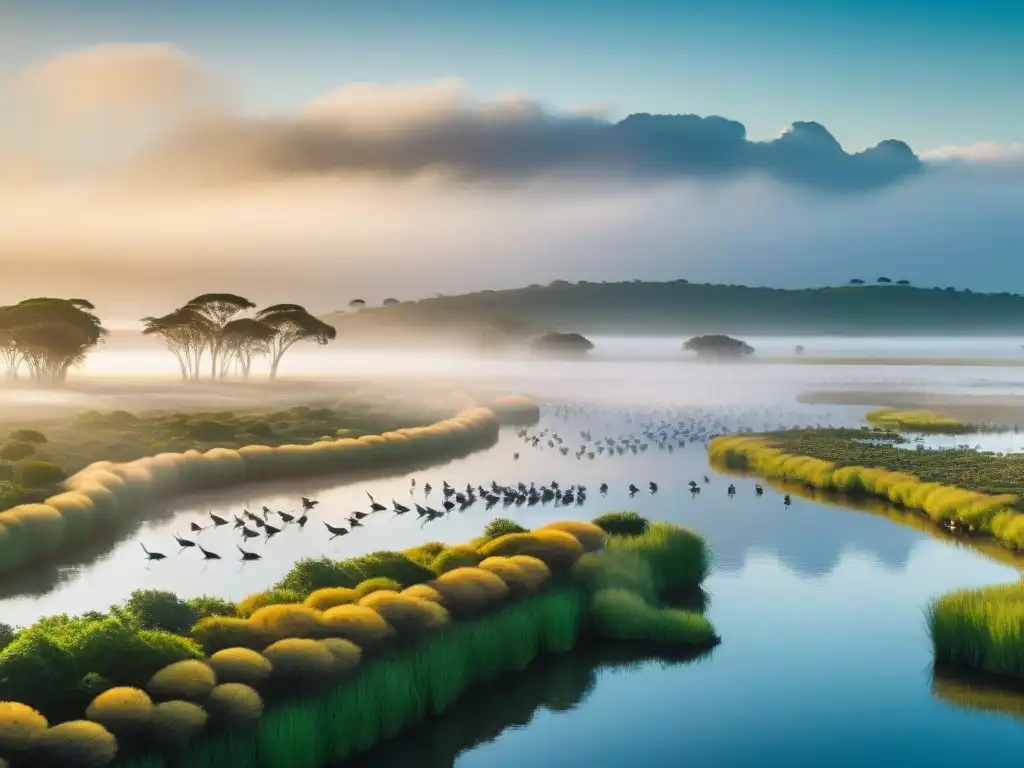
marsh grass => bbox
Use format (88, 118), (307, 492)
(865, 408), (975, 433)
(927, 582), (1024, 679)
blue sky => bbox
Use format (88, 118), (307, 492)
(3, 0), (1022, 153)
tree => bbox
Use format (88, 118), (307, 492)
(848, 279), (865, 285)
(0, 298), (107, 385)
(183, 294), (256, 380)
(877, 277), (892, 284)
(382, 298), (400, 307)
(529, 332), (594, 356)
(220, 318), (276, 380)
(141, 308), (212, 381)
(257, 305), (337, 381)
(897, 279), (910, 286)
(682, 335), (754, 359)
(348, 299), (366, 310)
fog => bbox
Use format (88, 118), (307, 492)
(1, 44), (1023, 321)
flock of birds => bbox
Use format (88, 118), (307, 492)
(141, 403), (815, 564)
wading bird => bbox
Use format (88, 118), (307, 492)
(302, 497), (319, 511)
(198, 544), (221, 560)
(325, 522), (349, 539)
(174, 534), (196, 548)
(209, 512), (228, 527)
(238, 545), (261, 561)
(141, 543), (165, 560)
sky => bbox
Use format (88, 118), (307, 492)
(0, 1), (1022, 319)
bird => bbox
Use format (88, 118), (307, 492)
(301, 497), (319, 511)
(277, 510), (295, 524)
(599, 483), (609, 494)
(296, 513), (308, 529)
(263, 523), (282, 538)
(351, 511), (369, 520)
(189, 522), (204, 533)
(209, 512), (228, 527)
(649, 481), (658, 494)
(198, 544), (221, 560)
(727, 484), (736, 496)
(366, 493), (387, 512)
(348, 516), (364, 527)
(755, 485), (764, 496)
(393, 500), (410, 514)
(324, 522), (349, 539)
(174, 534), (196, 548)
(141, 543), (165, 560)
(240, 526), (259, 540)
(238, 545), (261, 561)
(783, 495), (791, 506)
(233, 515), (246, 528)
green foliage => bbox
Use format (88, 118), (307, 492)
(33, 719), (118, 767)
(352, 577), (402, 599)
(206, 683), (264, 724)
(477, 530), (586, 570)
(866, 408), (972, 433)
(430, 545), (483, 574)
(592, 511), (650, 537)
(117, 590), (198, 635)
(188, 420), (236, 442)
(186, 595), (237, 621)
(0, 623), (14, 653)
(482, 518), (528, 540)
(8, 429), (47, 444)
(236, 589), (302, 619)
(0, 441), (35, 461)
(0, 480), (42, 509)
(589, 588), (718, 646)
(274, 552), (434, 596)
(15, 459), (66, 488)
(148, 700), (207, 748)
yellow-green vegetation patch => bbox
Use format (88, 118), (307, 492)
(865, 408), (973, 432)
(928, 581), (1024, 680)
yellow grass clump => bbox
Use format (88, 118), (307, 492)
(540, 520), (607, 552)
(207, 647), (273, 686)
(33, 720), (118, 767)
(204, 683), (264, 724)
(0, 406), (503, 576)
(0, 701), (48, 756)
(478, 555), (551, 596)
(401, 584), (444, 603)
(247, 604), (324, 640)
(319, 604), (396, 648)
(865, 408), (969, 432)
(303, 587), (358, 611)
(148, 700), (208, 748)
(191, 616), (275, 654)
(477, 530), (586, 570)
(352, 577), (402, 599)
(235, 589), (303, 618)
(146, 660), (217, 702)
(84, 686), (153, 738)
(318, 638), (363, 676)
(357, 591), (450, 636)
(430, 544), (483, 573)
(708, 435), (1024, 548)
(430, 567), (510, 617)
(261, 638), (336, 684)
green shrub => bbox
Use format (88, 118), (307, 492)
(303, 587), (358, 611)
(187, 420), (235, 442)
(274, 552), (434, 595)
(403, 541), (447, 567)
(33, 720), (118, 767)
(0, 461), (12, 482)
(590, 588), (718, 646)
(8, 430), (46, 445)
(16, 460), (67, 488)
(186, 595), (237, 621)
(0, 623), (14, 652)
(205, 683), (263, 724)
(592, 511), (650, 537)
(242, 421), (274, 438)
(431, 545), (483, 574)
(235, 589), (302, 618)
(352, 577), (402, 599)
(0, 701), (47, 757)
(430, 567), (510, 617)
(119, 589), (198, 635)
(319, 605), (395, 649)
(207, 647), (273, 686)
(149, 700), (207, 748)
(0, 480), (42, 509)
(482, 518), (528, 540)
(0, 442), (35, 461)
(928, 582), (1024, 678)
(262, 638), (335, 685)
(191, 617), (274, 654)
(540, 521), (606, 552)
(84, 686), (153, 739)
(146, 659), (217, 701)
(358, 592), (449, 637)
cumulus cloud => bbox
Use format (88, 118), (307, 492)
(0, 43), (1020, 321)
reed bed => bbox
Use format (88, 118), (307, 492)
(0, 515), (716, 767)
(0, 406), (505, 577)
(865, 408), (974, 433)
(708, 435), (1024, 549)
(927, 582), (1024, 679)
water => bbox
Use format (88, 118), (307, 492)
(2, 341), (1024, 765)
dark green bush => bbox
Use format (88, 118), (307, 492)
(117, 590), (199, 635)
(185, 595), (237, 621)
(0, 623), (14, 652)
(0, 461), (13, 481)
(8, 429), (47, 444)
(149, 700), (207, 748)
(274, 552), (433, 595)
(241, 420), (273, 437)
(205, 683), (263, 724)
(0, 480), (42, 509)
(16, 460), (67, 488)
(187, 420), (235, 442)
(593, 511), (650, 537)
(33, 719), (118, 766)
(0, 441), (35, 461)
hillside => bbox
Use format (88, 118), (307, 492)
(322, 281), (1024, 343)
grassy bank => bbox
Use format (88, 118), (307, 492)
(0, 395), (534, 578)
(708, 429), (1024, 682)
(0, 515), (717, 766)
(865, 408), (975, 433)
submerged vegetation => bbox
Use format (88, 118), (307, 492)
(0, 514), (716, 766)
(0, 397), (531, 576)
(865, 408), (975, 433)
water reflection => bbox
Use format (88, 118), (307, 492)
(932, 666), (1024, 723)
(344, 642), (715, 768)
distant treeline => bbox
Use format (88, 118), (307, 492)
(323, 281), (1024, 340)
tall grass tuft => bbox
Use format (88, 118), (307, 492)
(865, 408), (973, 433)
(927, 581), (1024, 679)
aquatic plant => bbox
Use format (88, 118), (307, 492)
(927, 582), (1024, 679)
(592, 511), (650, 537)
(865, 408), (974, 433)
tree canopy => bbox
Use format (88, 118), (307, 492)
(0, 298), (107, 384)
(529, 331), (595, 356)
(682, 334), (754, 359)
